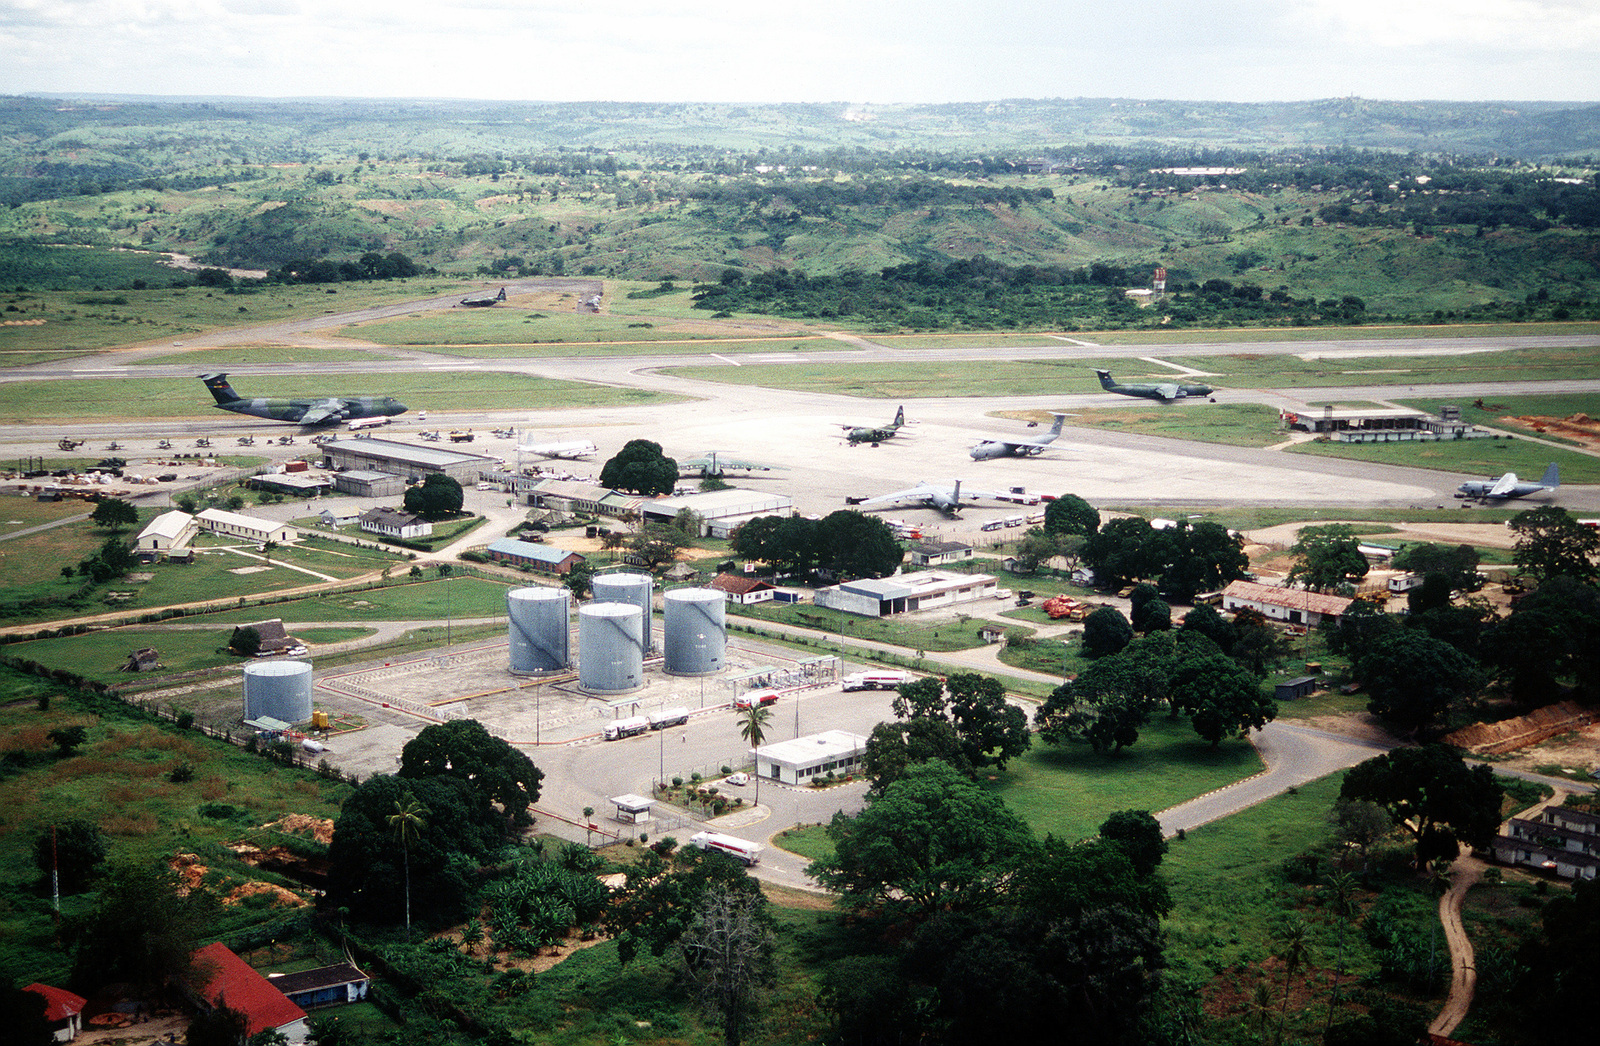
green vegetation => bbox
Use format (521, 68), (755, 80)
(0, 371), (682, 423)
(1051, 403), (1288, 448)
(729, 600), (1000, 652)
(1287, 432), (1600, 483)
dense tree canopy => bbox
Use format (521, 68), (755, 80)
(402, 473), (464, 519)
(1339, 746), (1503, 866)
(732, 511), (901, 579)
(889, 672), (1031, 772)
(1170, 649), (1276, 746)
(1509, 505), (1600, 584)
(1287, 524), (1368, 592)
(1481, 575), (1600, 704)
(67, 860), (208, 994)
(1392, 542), (1481, 591)
(1043, 493), (1100, 536)
(808, 760), (1036, 914)
(1355, 629), (1483, 732)
(327, 772), (509, 924)
(89, 497), (138, 530)
(1082, 605), (1134, 659)
(600, 439), (679, 495)
(862, 717), (972, 792)
(603, 844), (765, 965)
(1082, 517), (1248, 602)
(33, 819), (106, 893)
(398, 718), (544, 828)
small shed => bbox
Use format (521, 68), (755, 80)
(610, 793), (655, 825)
(268, 962), (371, 1009)
(23, 982), (87, 1042)
(1275, 676), (1318, 701)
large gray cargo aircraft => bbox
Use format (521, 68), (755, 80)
(200, 374), (408, 426)
(969, 413), (1068, 460)
(1094, 368), (1214, 402)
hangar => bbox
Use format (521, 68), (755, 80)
(319, 437), (498, 484)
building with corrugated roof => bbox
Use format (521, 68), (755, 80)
(319, 437), (498, 483)
(184, 942), (308, 1042)
(196, 508), (297, 544)
(815, 569), (997, 618)
(136, 509), (199, 552)
(1221, 579), (1353, 628)
(486, 538), (586, 575)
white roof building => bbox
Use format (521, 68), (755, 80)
(136, 509), (199, 551)
(640, 489), (793, 538)
(814, 569), (998, 618)
(754, 730), (870, 786)
(195, 508), (298, 544)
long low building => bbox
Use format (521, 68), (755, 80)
(319, 437), (498, 483)
(755, 730), (870, 786)
(640, 488), (793, 539)
(196, 508), (298, 545)
(815, 569), (998, 618)
(1221, 579), (1352, 628)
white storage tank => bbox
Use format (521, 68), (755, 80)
(663, 588), (727, 676)
(578, 601), (645, 694)
(507, 586), (570, 674)
(243, 660), (313, 723)
(593, 572), (654, 653)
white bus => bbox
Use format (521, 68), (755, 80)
(603, 715), (651, 741)
(649, 707), (690, 729)
(690, 831), (763, 866)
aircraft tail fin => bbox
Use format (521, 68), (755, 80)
(496, 287), (506, 301)
(1541, 462), (1560, 488)
(892, 406), (905, 429)
(200, 373), (241, 405)
(1094, 369), (1116, 391)
(953, 479), (961, 504)
(1047, 412), (1067, 436)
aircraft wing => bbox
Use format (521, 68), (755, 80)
(1155, 384), (1181, 400)
(857, 486), (935, 507)
(298, 400), (349, 426)
(1488, 472), (1518, 497)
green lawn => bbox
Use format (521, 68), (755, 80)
(729, 600), (1003, 652)
(657, 342), (1600, 399)
(983, 717), (1265, 842)
(1286, 433), (1600, 483)
(0, 676), (354, 987)
(0, 372), (684, 423)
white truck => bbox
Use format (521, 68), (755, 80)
(603, 715), (651, 741)
(733, 690), (780, 710)
(842, 670), (913, 692)
(689, 831), (763, 866)
(648, 706), (690, 729)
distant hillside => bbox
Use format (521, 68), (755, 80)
(7, 94), (1600, 159)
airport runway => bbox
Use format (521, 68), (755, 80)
(4, 292), (1599, 519)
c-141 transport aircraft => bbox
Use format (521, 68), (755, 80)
(1094, 368), (1215, 402)
(200, 374), (408, 426)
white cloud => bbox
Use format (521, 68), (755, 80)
(0, 0), (1596, 102)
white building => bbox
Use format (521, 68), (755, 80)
(196, 508), (298, 545)
(1220, 579), (1353, 628)
(755, 730), (870, 786)
(135, 509), (199, 552)
(359, 507), (432, 539)
(814, 569), (998, 618)
(639, 488), (794, 539)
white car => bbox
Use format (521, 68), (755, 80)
(724, 772), (750, 786)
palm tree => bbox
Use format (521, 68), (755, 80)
(1322, 871), (1358, 1037)
(1274, 916), (1311, 1045)
(738, 705), (772, 808)
(387, 795), (427, 931)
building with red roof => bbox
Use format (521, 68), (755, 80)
(185, 942), (307, 1042)
(23, 983), (86, 1042)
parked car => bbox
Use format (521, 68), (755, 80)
(724, 772), (749, 786)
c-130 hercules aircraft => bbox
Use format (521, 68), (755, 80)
(200, 374), (408, 426)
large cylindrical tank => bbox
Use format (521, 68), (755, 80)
(593, 572), (654, 652)
(578, 601), (644, 693)
(663, 588), (727, 676)
(243, 660), (314, 723)
(507, 586), (570, 674)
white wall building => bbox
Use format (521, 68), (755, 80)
(640, 489), (793, 538)
(136, 509), (199, 552)
(815, 569), (997, 618)
(195, 508), (297, 544)
(755, 730), (870, 786)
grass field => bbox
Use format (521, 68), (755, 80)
(1046, 403), (1289, 448)
(339, 307), (820, 347)
(0, 371), (684, 423)
(0, 677), (353, 987)
(386, 336), (838, 359)
(729, 600), (1003, 652)
(1286, 433), (1600, 483)
(658, 342), (1600, 399)
(132, 345), (403, 367)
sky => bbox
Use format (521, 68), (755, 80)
(2, 0), (1598, 104)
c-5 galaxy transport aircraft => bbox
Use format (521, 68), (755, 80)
(969, 413), (1069, 460)
(677, 451), (785, 478)
(1456, 462), (1560, 501)
(1094, 368), (1214, 402)
(844, 406), (906, 445)
(200, 374), (408, 426)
